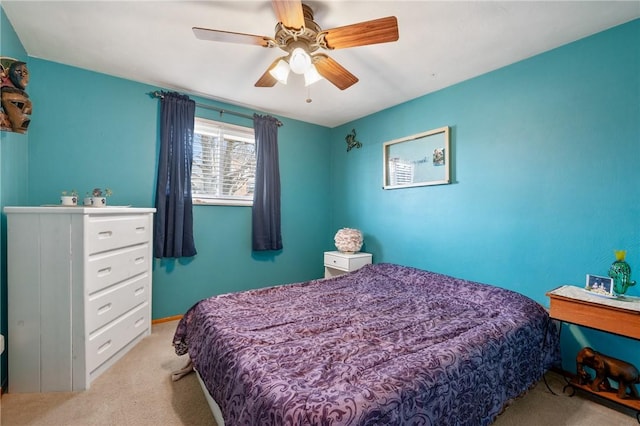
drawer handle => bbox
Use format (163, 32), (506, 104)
(134, 256), (145, 264)
(135, 226), (146, 233)
(98, 231), (113, 239)
(97, 303), (112, 315)
(134, 286), (145, 296)
(97, 267), (112, 277)
(333, 260), (337, 264)
(134, 317), (145, 328)
(97, 340), (112, 354)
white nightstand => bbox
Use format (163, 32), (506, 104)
(324, 251), (372, 278)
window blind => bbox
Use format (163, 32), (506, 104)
(192, 117), (256, 204)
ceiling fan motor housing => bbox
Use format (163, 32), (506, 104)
(274, 4), (323, 54)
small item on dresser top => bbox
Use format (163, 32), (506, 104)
(91, 187), (113, 207)
(609, 250), (636, 296)
(60, 189), (78, 206)
(585, 274), (615, 297)
(333, 227), (363, 253)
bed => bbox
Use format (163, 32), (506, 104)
(173, 263), (560, 425)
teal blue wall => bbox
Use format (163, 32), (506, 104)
(24, 58), (332, 320)
(0, 6), (30, 391)
(328, 19), (640, 372)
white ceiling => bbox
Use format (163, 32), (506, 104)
(3, 1), (638, 128)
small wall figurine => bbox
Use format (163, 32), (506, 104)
(576, 346), (640, 399)
(345, 128), (362, 152)
(1, 57), (32, 134)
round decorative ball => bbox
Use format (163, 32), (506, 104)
(334, 228), (363, 254)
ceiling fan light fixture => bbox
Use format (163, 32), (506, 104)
(289, 47), (311, 74)
(304, 65), (323, 86)
(269, 59), (290, 84)
(195, 3), (400, 90)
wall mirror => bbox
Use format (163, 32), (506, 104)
(383, 126), (450, 189)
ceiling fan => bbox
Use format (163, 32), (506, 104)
(193, 0), (399, 90)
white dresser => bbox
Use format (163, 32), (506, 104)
(4, 206), (155, 392)
(324, 251), (372, 278)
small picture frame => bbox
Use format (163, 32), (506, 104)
(585, 274), (614, 296)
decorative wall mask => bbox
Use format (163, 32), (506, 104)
(1, 57), (32, 134)
(345, 128), (362, 152)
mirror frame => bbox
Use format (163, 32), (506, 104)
(383, 126), (450, 190)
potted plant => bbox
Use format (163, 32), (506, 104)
(60, 190), (78, 206)
(91, 187), (112, 207)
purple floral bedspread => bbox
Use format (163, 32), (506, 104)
(174, 263), (560, 425)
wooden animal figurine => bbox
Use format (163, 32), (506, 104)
(576, 346), (640, 399)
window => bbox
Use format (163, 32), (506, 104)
(192, 117), (256, 206)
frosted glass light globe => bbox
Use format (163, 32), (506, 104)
(269, 59), (290, 84)
(304, 65), (323, 86)
(289, 48), (311, 74)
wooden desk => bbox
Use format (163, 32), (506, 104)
(547, 285), (640, 339)
(546, 285), (640, 417)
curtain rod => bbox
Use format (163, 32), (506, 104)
(149, 91), (282, 127)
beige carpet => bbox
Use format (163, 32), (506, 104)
(1, 320), (637, 425)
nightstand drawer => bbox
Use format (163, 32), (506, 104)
(324, 252), (350, 270)
(323, 251), (372, 273)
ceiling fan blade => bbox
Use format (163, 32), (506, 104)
(272, 0), (304, 29)
(255, 58), (284, 87)
(313, 54), (358, 90)
(323, 16), (399, 49)
(193, 27), (272, 47)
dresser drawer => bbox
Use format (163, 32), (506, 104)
(86, 215), (151, 255)
(86, 302), (149, 374)
(323, 251), (372, 274)
(86, 244), (150, 294)
(86, 273), (150, 332)
(324, 252), (350, 270)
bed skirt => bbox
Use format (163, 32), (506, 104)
(195, 368), (226, 426)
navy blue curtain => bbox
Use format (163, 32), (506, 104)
(252, 114), (282, 251)
(154, 91), (197, 258)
